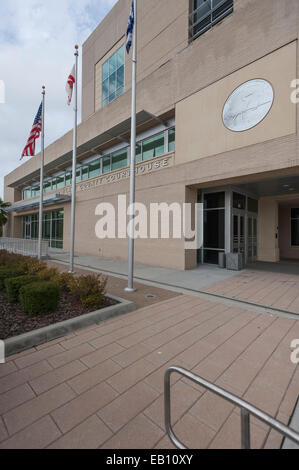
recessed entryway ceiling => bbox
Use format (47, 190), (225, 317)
(235, 175), (299, 198)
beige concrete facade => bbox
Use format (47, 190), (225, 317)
(3, 0), (299, 270)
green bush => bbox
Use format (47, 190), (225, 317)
(24, 258), (47, 275)
(0, 267), (26, 290)
(81, 292), (104, 310)
(19, 281), (60, 316)
(68, 273), (107, 308)
(4, 275), (38, 303)
(37, 267), (59, 281)
(53, 272), (74, 293)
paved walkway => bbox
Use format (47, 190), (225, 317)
(49, 252), (299, 315)
(49, 251), (240, 291)
(0, 295), (298, 449)
(204, 269), (299, 315)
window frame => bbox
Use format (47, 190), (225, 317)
(190, 0), (234, 43)
(102, 44), (125, 108)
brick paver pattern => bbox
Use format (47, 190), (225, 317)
(204, 269), (299, 314)
(0, 294), (298, 449)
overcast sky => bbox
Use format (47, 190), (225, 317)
(0, 0), (118, 199)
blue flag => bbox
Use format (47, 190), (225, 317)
(126, 1), (134, 54)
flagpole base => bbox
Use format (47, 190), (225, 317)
(125, 287), (136, 293)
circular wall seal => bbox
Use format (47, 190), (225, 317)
(222, 79), (274, 132)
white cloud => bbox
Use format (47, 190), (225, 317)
(0, 0), (118, 199)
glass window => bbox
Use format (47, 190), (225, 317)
(248, 198), (259, 213)
(168, 128), (175, 152)
(102, 45), (125, 107)
(204, 209), (225, 249)
(291, 208), (299, 219)
(51, 178), (57, 191)
(32, 210), (65, 248)
(44, 181), (52, 193)
(136, 142), (142, 163)
(81, 166), (89, 181)
(142, 133), (165, 161)
(23, 188), (32, 200)
(111, 149), (127, 171)
(65, 172), (72, 186)
(103, 156), (111, 174)
(56, 175), (65, 189)
(89, 160), (101, 178)
(191, 0), (233, 42)
(233, 193), (246, 210)
(76, 169), (81, 183)
(31, 186), (40, 197)
(204, 192), (225, 209)
(102, 61), (109, 81)
(291, 208), (299, 247)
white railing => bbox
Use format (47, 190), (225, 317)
(0, 238), (49, 258)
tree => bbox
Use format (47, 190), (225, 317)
(0, 198), (11, 236)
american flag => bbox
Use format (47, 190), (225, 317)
(126, 1), (134, 54)
(21, 102), (43, 159)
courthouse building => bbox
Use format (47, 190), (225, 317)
(3, 0), (299, 270)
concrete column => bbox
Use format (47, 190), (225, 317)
(225, 190), (232, 254)
(184, 186), (198, 270)
(258, 197), (280, 262)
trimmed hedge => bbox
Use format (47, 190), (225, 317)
(4, 276), (38, 303)
(0, 267), (26, 290)
(19, 281), (60, 316)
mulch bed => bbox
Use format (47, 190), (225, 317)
(0, 292), (118, 340)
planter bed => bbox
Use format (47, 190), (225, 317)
(0, 291), (118, 340)
(1, 291), (136, 357)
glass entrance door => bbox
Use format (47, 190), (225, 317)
(24, 219), (31, 239)
(233, 213), (245, 259)
(247, 216), (258, 263)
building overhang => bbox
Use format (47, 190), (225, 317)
(9, 110), (170, 190)
(7, 193), (71, 214)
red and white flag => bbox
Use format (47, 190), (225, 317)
(66, 65), (75, 105)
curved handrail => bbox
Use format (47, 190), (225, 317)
(164, 366), (299, 450)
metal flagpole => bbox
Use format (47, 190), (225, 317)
(38, 86), (45, 260)
(69, 45), (79, 273)
(125, 0), (137, 293)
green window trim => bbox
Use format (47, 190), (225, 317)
(21, 127), (175, 200)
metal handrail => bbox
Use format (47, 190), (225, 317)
(164, 366), (299, 449)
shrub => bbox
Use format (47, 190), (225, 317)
(37, 267), (59, 281)
(53, 272), (74, 293)
(0, 267), (26, 290)
(5, 275), (38, 303)
(19, 281), (60, 316)
(0, 251), (26, 267)
(68, 273), (107, 308)
(81, 292), (104, 310)
(25, 258), (47, 276)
